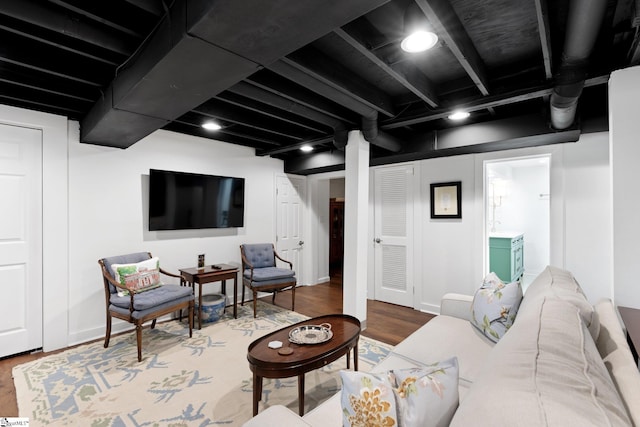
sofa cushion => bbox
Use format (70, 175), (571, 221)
(389, 357), (459, 427)
(595, 299), (640, 426)
(470, 272), (522, 342)
(450, 297), (632, 426)
(339, 370), (398, 427)
(518, 266), (600, 339)
(244, 267), (295, 281)
(392, 315), (493, 388)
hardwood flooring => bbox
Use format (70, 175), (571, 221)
(0, 273), (434, 417)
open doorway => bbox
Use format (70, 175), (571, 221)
(485, 156), (550, 290)
(329, 178), (345, 284)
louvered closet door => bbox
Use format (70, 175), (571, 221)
(373, 165), (414, 307)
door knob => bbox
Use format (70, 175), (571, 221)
(298, 240), (304, 246)
(375, 238), (382, 243)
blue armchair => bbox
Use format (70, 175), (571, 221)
(240, 243), (296, 317)
(99, 252), (194, 362)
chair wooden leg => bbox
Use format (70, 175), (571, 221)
(104, 311), (112, 348)
(136, 323), (143, 362)
(253, 290), (258, 318)
(272, 291), (277, 304)
(188, 302), (193, 338)
(151, 319), (157, 329)
(292, 285), (295, 312)
(241, 284), (246, 306)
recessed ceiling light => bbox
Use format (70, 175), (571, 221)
(300, 145), (314, 152)
(202, 121), (221, 131)
(401, 30), (438, 53)
(448, 111), (470, 121)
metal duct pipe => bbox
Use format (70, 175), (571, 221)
(333, 123), (349, 150)
(550, 0), (608, 129)
(361, 112), (402, 152)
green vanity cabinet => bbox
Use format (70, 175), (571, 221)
(489, 233), (524, 283)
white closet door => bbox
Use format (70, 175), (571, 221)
(373, 165), (414, 307)
(0, 123), (43, 357)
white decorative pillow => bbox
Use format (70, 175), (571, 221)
(389, 357), (459, 427)
(340, 370), (398, 427)
(470, 272), (523, 342)
(111, 257), (162, 296)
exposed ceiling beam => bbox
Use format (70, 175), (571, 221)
(0, 37), (107, 87)
(259, 136), (335, 156)
(47, 0), (144, 38)
(334, 25), (439, 107)
(0, 0), (133, 55)
(413, 0), (490, 95)
(123, 0), (165, 17)
(215, 92), (330, 134)
(382, 75), (609, 129)
(226, 81), (346, 129)
(534, 0), (553, 79)
(246, 73), (358, 125)
(192, 103), (308, 141)
(0, 19), (121, 66)
(270, 48), (396, 117)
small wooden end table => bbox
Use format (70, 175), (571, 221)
(247, 314), (361, 416)
(618, 306), (640, 364)
(180, 264), (238, 329)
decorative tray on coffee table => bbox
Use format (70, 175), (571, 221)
(288, 323), (333, 344)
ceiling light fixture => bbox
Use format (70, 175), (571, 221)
(300, 145), (314, 152)
(448, 111), (470, 121)
(401, 30), (438, 53)
(202, 121), (221, 131)
(401, 2), (438, 53)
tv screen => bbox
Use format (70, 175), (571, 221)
(149, 169), (245, 230)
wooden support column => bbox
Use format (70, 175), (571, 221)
(343, 130), (369, 327)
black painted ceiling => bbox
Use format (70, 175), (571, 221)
(0, 0), (638, 174)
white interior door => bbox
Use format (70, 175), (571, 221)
(0, 123), (43, 358)
(373, 165), (414, 307)
(276, 175), (305, 282)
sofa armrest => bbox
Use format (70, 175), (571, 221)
(242, 405), (311, 427)
(440, 293), (473, 321)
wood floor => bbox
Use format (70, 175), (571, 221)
(0, 273), (434, 417)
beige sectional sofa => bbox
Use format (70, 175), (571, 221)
(244, 266), (640, 426)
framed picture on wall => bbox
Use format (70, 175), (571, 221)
(430, 181), (462, 219)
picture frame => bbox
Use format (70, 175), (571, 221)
(430, 181), (462, 219)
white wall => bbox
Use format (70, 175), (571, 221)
(67, 126), (284, 345)
(610, 66), (640, 308)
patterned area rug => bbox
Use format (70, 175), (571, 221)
(13, 301), (392, 426)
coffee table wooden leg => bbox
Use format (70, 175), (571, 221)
(298, 374), (305, 415)
(253, 373), (262, 416)
(354, 342), (359, 371)
(346, 352), (350, 369)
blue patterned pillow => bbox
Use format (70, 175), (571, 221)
(389, 357), (459, 427)
(470, 272), (523, 342)
(340, 371), (398, 427)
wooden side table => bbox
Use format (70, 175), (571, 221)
(180, 264), (238, 329)
(617, 306), (640, 364)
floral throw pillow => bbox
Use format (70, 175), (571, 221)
(340, 370), (398, 427)
(470, 272), (523, 342)
(389, 357), (459, 427)
(111, 257), (162, 296)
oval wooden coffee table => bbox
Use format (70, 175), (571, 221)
(247, 314), (361, 416)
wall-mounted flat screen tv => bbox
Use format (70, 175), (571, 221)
(149, 169), (245, 230)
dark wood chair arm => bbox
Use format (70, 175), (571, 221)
(103, 270), (131, 293)
(240, 251), (255, 280)
(274, 251), (293, 269)
(159, 268), (181, 279)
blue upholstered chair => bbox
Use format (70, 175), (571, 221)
(240, 243), (296, 317)
(99, 252), (194, 362)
